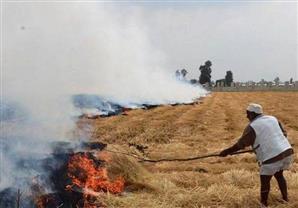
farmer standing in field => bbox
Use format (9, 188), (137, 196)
(219, 103), (294, 207)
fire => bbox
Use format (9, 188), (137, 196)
(34, 151), (124, 208)
(66, 152), (124, 198)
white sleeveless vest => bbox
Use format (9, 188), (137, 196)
(250, 115), (291, 163)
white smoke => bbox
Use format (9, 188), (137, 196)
(1, 3), (206, 191)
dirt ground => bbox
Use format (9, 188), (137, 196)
(83, 92), (298, 208)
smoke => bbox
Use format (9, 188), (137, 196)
(1, 3), (206, 192)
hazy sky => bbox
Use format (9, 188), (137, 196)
(115, 1), (297, 82)
(143, 1), (297, 82)
(3, 1), (298, 83)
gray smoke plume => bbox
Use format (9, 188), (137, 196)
(1, 3), (206, 193)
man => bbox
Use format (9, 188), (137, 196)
(219, 103), (294, 207)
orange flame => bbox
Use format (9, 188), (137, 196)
(66, 152), (124, 195)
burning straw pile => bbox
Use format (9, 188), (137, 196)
(66, 152), (124, 195)
(35, 143), (132, 208)
(0, 142), (160, 208)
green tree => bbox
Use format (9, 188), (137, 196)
(274, 77), (280, 85)
(290, 78), (293, 84)
(225, 71), (233, 87)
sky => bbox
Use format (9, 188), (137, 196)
(115, 0), (297, 82)
(2, 1), (298, 85)
(142, 1), (297, 82)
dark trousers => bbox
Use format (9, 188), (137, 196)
(260, 170), (288, 206)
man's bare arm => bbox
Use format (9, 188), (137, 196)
(219, 125), (256, 157)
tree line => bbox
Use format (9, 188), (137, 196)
(175, 60), (233, 87)
(175, 60), (295, 88)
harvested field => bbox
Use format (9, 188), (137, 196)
(83, 92), (298, 208)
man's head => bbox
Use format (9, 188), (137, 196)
(246, 103), (263, 121)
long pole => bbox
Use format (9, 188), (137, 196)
(140, 149), (253, 163)
(105, 149), (254, 163)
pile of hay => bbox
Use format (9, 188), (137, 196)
(107, 153), (157, 192)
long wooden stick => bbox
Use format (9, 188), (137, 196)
(104, 149), (254, 163)
(140, 149), (254, 163)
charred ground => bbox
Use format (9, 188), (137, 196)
(82, 92), (298, 208)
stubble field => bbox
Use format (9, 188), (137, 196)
(81, 92), (298, 208)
